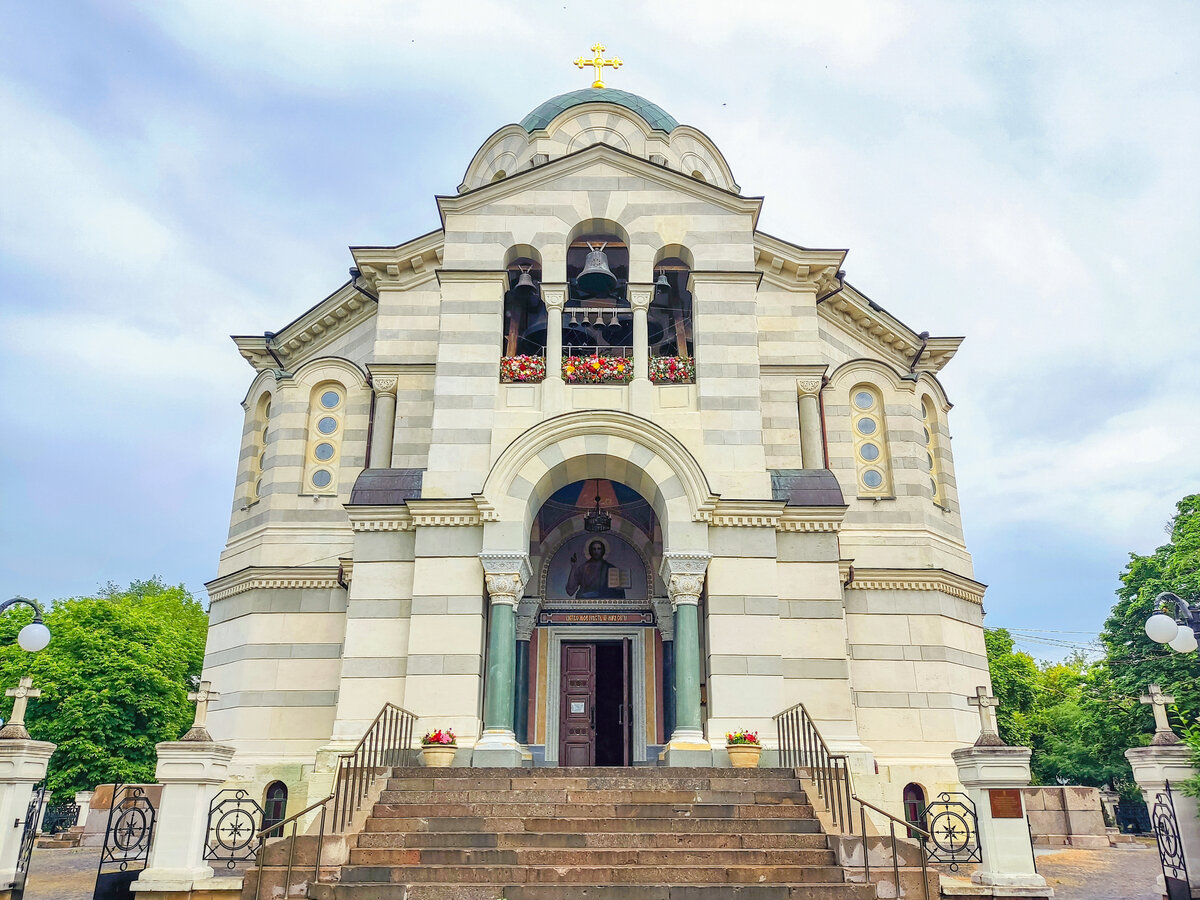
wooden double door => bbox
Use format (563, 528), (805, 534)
(559, 640), (633, 766)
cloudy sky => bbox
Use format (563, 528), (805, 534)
(2, 1), (1197, 659)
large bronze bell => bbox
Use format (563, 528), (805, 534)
(577, 242), (618, 296)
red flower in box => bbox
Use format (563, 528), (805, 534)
(562, 355), (634, 384)
(649, 356), (695, 384)
(421, 728), (456, 746)
(500, 355), (546, 383)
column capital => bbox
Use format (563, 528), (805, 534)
(661, 552), (711, 609)
(479, 552), (532, 607)
(515, 598), (539, 641)
(540, 283), (568, 312)
(651, 597), (675, 640)
(371, 375), (399, 396)
(627, 284), (653, 311)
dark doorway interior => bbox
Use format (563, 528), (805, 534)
(595, 641), (625, 766)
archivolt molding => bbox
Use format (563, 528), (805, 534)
(844, 567), (987, 605)
(206, 567), (343, 603)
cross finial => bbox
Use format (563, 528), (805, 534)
(181, 680), (221, 741)
(967, 685), (1004, 747)
(574, 42), (623, 89)
(0, 676), (41, 740)
(1140, 683), (1180, 745)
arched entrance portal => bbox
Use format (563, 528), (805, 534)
(520, 479), (668, 765)
(474, 411), (714, 767)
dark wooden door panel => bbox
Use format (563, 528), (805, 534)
(560, 643), (596, 766)
(622, 637), (632, 767)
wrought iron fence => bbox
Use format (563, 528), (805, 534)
(1152, 781), (1190, 900)
(42, 801), (80, 834)
(12, 782), (45, 900)
(94, 785), (156, 900)
(205, 789), (265, 869)
(919, 792), (982, 871)
(774, 701), (933, 900)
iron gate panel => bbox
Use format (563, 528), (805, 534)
(919, 791), (982, 872)
(1117, 797), (1151, 833)
(204, 789), (264, 869)
(10, 781), (45, 900)
(93, 785), (156, 900)
(1152, 781), (1190, 900)
(42, 802), (80, 835)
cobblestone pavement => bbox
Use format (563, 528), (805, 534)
(1034, 841), (1162, 900)
(25, 846), (99, 900)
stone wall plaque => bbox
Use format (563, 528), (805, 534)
(989, 788), (1024, 818)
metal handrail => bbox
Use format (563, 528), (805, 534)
(774, 701), (932, 900)
(252, 796), (331, 900)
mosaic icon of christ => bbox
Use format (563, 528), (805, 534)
(565, 539), (627, 599)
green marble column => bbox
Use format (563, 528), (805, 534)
(483, 600), (516, 732)
(672, 601), (702, 734)
(513, 639), (530, 743)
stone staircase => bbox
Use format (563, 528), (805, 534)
(307, 766), (877, 900)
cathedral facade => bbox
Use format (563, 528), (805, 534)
(204, 84), (989, 822)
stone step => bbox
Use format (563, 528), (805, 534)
(385, 776), (805, 793)
(371, 802), (816, 819)
(313, 883), (876, 900)
(385, 767), (800, 778)
(338, 864), (849, 885)
(362, 816), (823, 835)
(355, 831), (832, 850)
(348, 847), (838, 867)
(376, 789), (810, 805)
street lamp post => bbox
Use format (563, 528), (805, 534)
(0, 597), (51, 653)
(1144, 591), (1200, 656)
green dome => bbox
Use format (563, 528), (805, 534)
(520, 89), (679, 133)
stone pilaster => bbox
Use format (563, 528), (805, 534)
(660, 552), (712, 766)
(795, 370), (826, 469)
(473, 552), (533, 767)
(366, 370), (399, 469)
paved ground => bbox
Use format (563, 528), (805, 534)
(20, 841), (1165, 900)
(1034, 841), (1162, 900)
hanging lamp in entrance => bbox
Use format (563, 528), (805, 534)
(584, 491), (612, 533)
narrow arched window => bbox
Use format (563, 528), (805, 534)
(850, 384), (892, 497)
(262, 781), (288, 838)
(902, 783), (927, 838)
(922, 397), (944, 506)
(248, 394), (271, 504)
(304, 383), (345, 495)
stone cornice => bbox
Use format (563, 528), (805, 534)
(706, 499), (786, 528)
(231, 282), (376, 374)
(845, 567), (987, 604)
(434, 269), (510, 287)
(351, 230), (445, 294)
(753, 233), (848, 294)
(818, 283), (962, 374)
(777, 507), (847, 533)
(205, 567), (343, 603)
(686, 270), (763, 290)
(346, 507), (414, 532)
(346, 496), (499, 530)
(437, 142), (764, 228)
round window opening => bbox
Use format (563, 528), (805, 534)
(317, 416), (338, 435)
(856, 417), (877, 436)
(320, 391), (341, 410)
(863, 469), (884, 490)
(854, 391), (874, 410)
(861, 443), (880, 461)
(315, 442), (335, 461)
(311, 469), (333, 489)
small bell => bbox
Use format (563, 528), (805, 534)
(655, 271), (670, 292)
(514, 266), (540, 310)
(577, 242), (618, 296)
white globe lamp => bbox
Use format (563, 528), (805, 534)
(1145, 613), (1181, 644)
(17, 622), (50, 653)
(1168, 625), (1198, 654)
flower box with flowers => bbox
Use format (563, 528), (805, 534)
(500, 355), (546, 383)
(649, 356), (695, 384)
(562, 354), (634, 384)
(725, 729), (762, 768)
(420, 728), (457, 767)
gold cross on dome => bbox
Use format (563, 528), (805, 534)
(575, 43), (623, 88)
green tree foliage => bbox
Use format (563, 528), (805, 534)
(0, 579), (207, 799)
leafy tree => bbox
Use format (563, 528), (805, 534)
(0, 579), (207, 799)
(983, 628), (1041, 749)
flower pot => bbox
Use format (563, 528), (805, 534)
(420, 744), (457, 768)
(726, 743), (762, 768)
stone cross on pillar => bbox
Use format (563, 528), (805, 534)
(1140, 683), (1181, 745)
(0, 677), (41, 740)
(181, 681), (220, 742)
(968, 685), (1004, 747)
